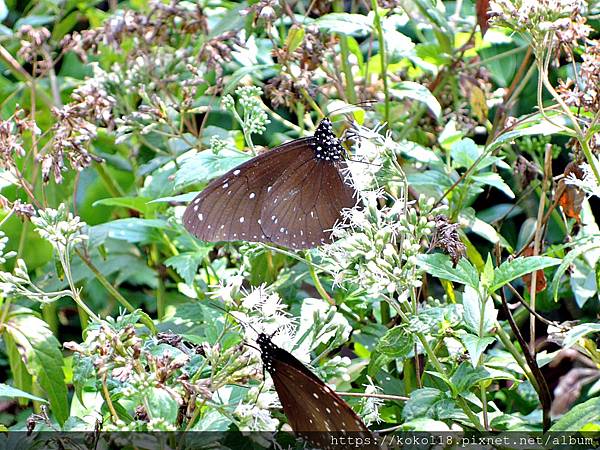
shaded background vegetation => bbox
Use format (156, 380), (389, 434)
(0, 0), (599, 441)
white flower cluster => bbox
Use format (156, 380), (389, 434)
(31, 203), (88, 254)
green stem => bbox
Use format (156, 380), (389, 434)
(392, 301), (484, 430)
(95, 163), (125, 198)
(371, 0), (389, 124)
(305, 253), (334, 306)
(335, 0), (356, 103)
(76, 249), (155, 332)
(60, 252), (100, 326)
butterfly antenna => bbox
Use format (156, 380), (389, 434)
(346, 158), (382, 168)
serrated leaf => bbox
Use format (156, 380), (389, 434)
(375, 326), (415, 358)
(460, 333), (496, 367)
(402, 388), (444, 420)
(492, 256), (560, 292)
(417, 254), (480, 289)
(462, 285), (497, 335)
(165, 251), (210, 285)
(451, 362), (490, 393)
(390, 81), (442, 120)
(550, 397), (600, 431)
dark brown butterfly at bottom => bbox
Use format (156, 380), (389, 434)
(255, 332), (376, 449)
(183, 118), (358, 250)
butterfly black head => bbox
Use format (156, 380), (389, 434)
(311, 118), (344, 162)
(256, 332), (277, 373)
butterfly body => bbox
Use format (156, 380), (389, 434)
(183, 119), (357, 249)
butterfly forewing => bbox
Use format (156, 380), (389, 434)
(183, 118), (359, 250)
(261, 159), (356, 249)
(183, 139), (312, 244)
(256, 333), (372, 446)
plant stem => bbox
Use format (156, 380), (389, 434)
(392, 301), (485, 430)
(335, 0), (356, 103)
(306, 252), (334, 306)
(76, 249), (156, 332)
(95, 162), (125, 198)
(371, 0), (389, 124)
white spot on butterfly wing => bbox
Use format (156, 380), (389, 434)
(313, 393), (319, 399)
(239, 217), (244, 223)
(249, 192), (256, 199)
(233, 169), (240, 175)
(197, 213), (203, 221)
(222, 183), (229, 189)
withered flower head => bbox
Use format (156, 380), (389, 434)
(431, 215), (466, 267)
(17, 25), (52, 73)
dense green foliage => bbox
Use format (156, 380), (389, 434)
(0, 0), (599, 441)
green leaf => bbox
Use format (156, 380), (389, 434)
(93, 196), (153, 215)
(562, 323), (600, 348)
(550, 397), (600, 431)
(4, 313), (68, 424)
(487, 114), (575, 153)
(390, 81), (442, 120)
(450, 362), (490, 393)
(462, 285), (497, 335)
(460, 333), (495, 367)
(472, 173), (515, 198)
(396, 141), (441, 163)
(90, 218), (169, 244)
(492, 256), (560, 292)
(0, 383), (47, 403)
(417, 254), (479, 289)
(375, 326), (415, 358)
(451, 138), (480, 169)
(315, 13), (372, 35)
(145, 388), (178, 423)
(174, 149), (251, 188)
(550, 241), (600, 302)
(4, 333), (33, 406)
(286, 25), (305, 53)
(402, 388), (444, 420)
(165, 251), (210, 285)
